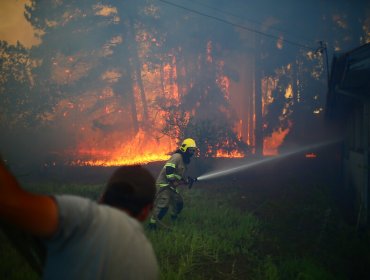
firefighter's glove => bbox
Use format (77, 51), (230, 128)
(170, 181), (180, 187)
(187, 176), (197, 189)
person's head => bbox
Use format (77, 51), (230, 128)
(179, 138), (197, 158)
(99, 165), (156, 222)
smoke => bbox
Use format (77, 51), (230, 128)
(0, 0), (368, 167)
(0, 125), (72, 168)
(197, 138), (342, 181)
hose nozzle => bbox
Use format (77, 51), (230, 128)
(188, 176), (198, 189)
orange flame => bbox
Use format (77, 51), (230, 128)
(263, 126), (290, 156)
(215, 150), (244, 158)
(51, 42), (295, 166)
(305, 153), (317, 158)
(70, 129), (174, 166)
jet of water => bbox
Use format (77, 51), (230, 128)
(197, 139), (341, 181)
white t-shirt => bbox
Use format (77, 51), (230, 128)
(42, 195), (158, 280)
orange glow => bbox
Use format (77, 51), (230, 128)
(72, 153), (170, 166)
(48, 41), (294, 166)
(70, 129), (175, 166)
(62, 57), (184, 167)
(215, 150), (244, 158)
(276, 35), (284, 49)
(162, 59), (179, 101)
(51, 53), (92, 84)
(305, 153), (317, 158)
(261, 77), (278, 115)
(284, 84), (293, 99)
(263, 126), (291, 156)
(207, 41), (213, 63)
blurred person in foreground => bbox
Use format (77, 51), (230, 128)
(0, 157), (159, 280)
(148, 138), (197, 230)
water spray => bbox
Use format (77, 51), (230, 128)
(197, 139), (341, 182)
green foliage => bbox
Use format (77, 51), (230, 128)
(22, 182), (104, 200)
(0, 231), (39, 280)
(255, 255), (279, 280)
(146, 188), (260, 279)
(0, 181), (367, 279)
(255, 256), (338, 280)
(0, 41), (36, 127)
(277, 257), (338, 280)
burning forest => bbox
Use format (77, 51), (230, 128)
(0, 0), (369, 168)
(1, 2), (370, 279)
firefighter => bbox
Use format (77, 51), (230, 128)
(148, 138), (197, 229)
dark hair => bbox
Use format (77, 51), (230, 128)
(101, 165), (156, 216)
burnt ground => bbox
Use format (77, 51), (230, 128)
(17, 146), (370, 279)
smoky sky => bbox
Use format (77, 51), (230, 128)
(0, 0), (369, 168)
(161, 0), (369, 49)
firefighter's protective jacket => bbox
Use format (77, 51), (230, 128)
(156, 153), (187, 188)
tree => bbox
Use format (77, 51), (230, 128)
(0, 41), (36, 127)
(25, 0), (146, 134)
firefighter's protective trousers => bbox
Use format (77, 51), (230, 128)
(150, 153), (187, 224)
(151, 186), (183, 222)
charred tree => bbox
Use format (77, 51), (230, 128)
(253, 32), (264, 157)
(174, 47), (187, 99)
(254, 65), (264, 157)
(126, 16), (149, 123)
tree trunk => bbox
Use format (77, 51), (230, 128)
(127, 16), (149, 122)
(169, 56), (176, 97)
(254, 65), (263, 157)
(126, 59), (139, 133)
(117, 20), (139, 133)
(160, 61), (166, 95)
(175, 47), (187, 99)
(254, 31), (263, 157)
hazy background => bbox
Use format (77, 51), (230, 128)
(0, 0), (369, 169)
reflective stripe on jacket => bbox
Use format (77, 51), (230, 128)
(156, 153), (187, 188)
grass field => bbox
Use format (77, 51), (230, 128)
(0, 169), (369, 279)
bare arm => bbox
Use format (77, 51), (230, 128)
(0, 159), (58, 238)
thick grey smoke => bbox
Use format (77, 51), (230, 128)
(0, 0), (368, 167)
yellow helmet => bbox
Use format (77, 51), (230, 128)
(180, 138), (197, 152)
